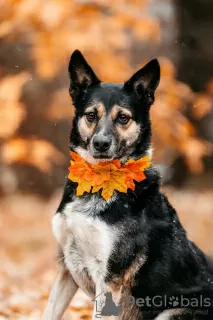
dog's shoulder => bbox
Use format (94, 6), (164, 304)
(56, 178), (76, 213)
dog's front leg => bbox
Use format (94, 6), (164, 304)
(41, 265), (78, 320)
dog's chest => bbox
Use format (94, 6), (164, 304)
(52, 197), (117, 284)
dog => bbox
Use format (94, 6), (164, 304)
(41, 50), (213, 320)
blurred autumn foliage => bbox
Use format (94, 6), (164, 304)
(0, 1), (213, 319)
(0, 0), (213, 197)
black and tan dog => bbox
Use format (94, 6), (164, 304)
(42, 50), (213, 320)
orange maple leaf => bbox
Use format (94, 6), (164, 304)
(68, 152), (151, 200)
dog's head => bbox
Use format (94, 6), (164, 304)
(68, 50), (160, 163)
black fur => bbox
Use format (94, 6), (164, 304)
(60, 50), (213, 319)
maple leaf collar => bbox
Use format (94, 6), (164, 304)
(68, 151), (152, 201)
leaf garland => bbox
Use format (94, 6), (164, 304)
(68, 152), (151, 200)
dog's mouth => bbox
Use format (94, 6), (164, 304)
(89, 146), (115, 161)
(93, 154), (113, 160)
(90, 145), (128, 162)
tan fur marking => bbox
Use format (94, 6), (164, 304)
(117, 121), (140, 146)
(110, 105), (140, 146)
(105, 282), (141, 320)
(106, 255), (146, 319)
(78, 116), (96, 141)
(110, 105), (132, 121)
(78, 103), (106, 141)
(85, 102), (105, 118)
(109, 254), (146, 291)
(119, 303), (141, 320)
(124, 255), (146, 283)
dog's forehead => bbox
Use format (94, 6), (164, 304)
(86, 83), (132, 113)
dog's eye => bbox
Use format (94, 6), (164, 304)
(85, 112), (96, 122)
(117, 114), (130, 125)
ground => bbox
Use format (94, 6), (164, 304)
(0, 187), (213, 319)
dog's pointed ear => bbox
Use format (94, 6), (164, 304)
(124, 59), (160, 105)
(68, 50), (100, 101)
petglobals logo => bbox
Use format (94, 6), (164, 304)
(125, 295), (212, 309)
(93, 291), (212, 318)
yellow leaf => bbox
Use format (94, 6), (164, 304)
(68, 152), (151, 200)
(76, 180), (93, 196)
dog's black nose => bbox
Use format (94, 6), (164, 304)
(93, 136), (112, 152)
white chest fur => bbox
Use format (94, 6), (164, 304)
(52, 196), (118, 294)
